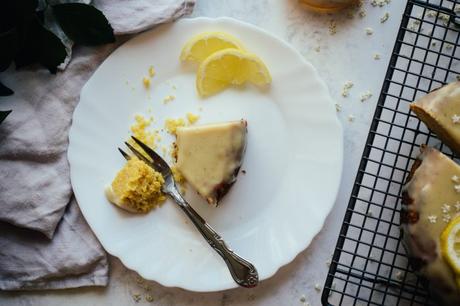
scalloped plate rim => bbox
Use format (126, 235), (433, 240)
(68, 16), (343, 292)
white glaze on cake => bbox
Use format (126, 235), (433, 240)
(402, 147), (460, 304)
(175, 120), (247, 205)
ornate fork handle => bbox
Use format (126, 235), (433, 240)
(169, 188), (259, 288)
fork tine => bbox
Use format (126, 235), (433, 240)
(124, 141), (153, 166)
(131, 136), (169, 170)
(118, 148), (130, 161)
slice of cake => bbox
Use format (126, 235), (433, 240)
(105, 157), (165, 213)
(402, 146), (460, 305)
(175, 120), (247, 206)
(410, 82), (460, 155)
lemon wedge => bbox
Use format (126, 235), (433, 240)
(180, 32), (245, 63)
(196, 49), (271, 97)
(441, 215), (460, 274)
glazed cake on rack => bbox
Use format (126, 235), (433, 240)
(401, 146), (460, 305)
(410, 82), (460, 155)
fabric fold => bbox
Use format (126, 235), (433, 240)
(0, 201), (109, 290)
(0, 0), (195, 290)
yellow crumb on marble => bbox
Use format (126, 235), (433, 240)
(111, 157), (165, 213)
(130, 115), (157, 150)
(148, 66), (155, 77)
(186, 112), (200, 124)
(163, 95), (175, 104)
(143, 77), (151, 88)
(165, 118), (185, 134)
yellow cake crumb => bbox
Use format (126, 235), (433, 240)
(171, 166), (186, 185)
(186, 112), (200, 124)
(111, 157), (165, 213)
(165, 118), (185, 134)
(161, 145), (167, 157)
(148, 66), (155, 77)
(163, 95), (175, 104)
(143, 77), (151, 88)
(170, 142), (178, 161)
(130, 115), (157, 150)
(155, 133), (162, 142)
(171, 165), (187, 194)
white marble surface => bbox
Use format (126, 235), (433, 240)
(0, 0), (407, 305)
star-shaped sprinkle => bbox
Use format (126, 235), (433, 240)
(443, 214), (452, 223)
(452, 114), (460, 124)
(427, 215), (437, 223)
(442, 203), (451, 213)
(314, 283), (322, 292)
(455, 185), (460, 193)
(452, 175), (460, 183)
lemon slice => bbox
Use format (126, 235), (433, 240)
(441, 215), (460, 274)
(180, 32), (245, 63)
(196, 49), (271, 97)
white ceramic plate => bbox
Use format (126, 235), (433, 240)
(68, 17), (343, 292)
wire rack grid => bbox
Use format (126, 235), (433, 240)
(322, 0), (460, 305)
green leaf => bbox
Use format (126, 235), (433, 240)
(14, 15), (41, 68)
(15, 0), (38, 15)
(0, 110), (12, 125)
(38, 25), (67, 73)
(0, 27), (18, 72)
(14, 15), (66, 73)
(52, 3), (115, 46)
(0, 81), (14, 96)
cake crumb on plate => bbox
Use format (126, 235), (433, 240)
(163, 95), (175, 104)
(341, 81), (354, 97)
(186, 112), (200, 124)
(148, 66), (155, 77)
(142, 77), (151, 88)
(165, 118), (185, 134)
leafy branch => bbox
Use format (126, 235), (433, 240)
(0, 110), (12, 124)
(0, 1), (115, 125)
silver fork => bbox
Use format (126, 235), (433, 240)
(120, 136), (259, 288)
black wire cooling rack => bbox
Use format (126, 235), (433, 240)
(322, 0), (460, 305)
